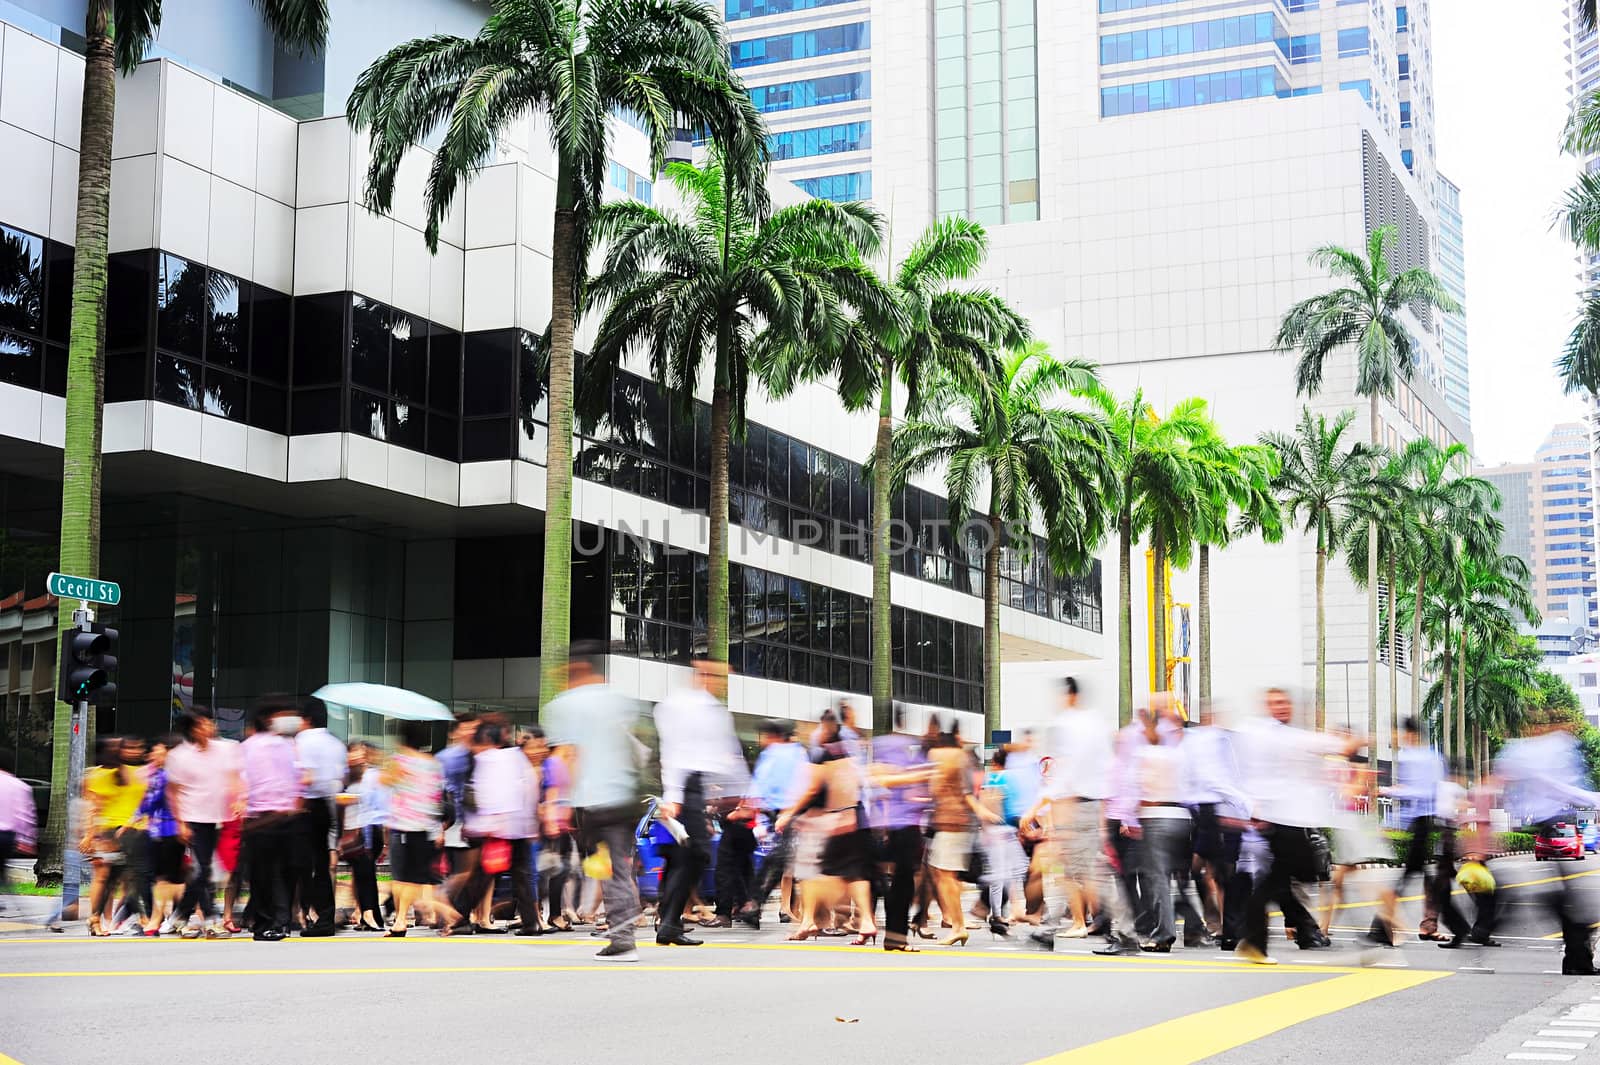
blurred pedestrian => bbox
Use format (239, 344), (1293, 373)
(744, 719), (811, 929)
(871, 704), (933, 952)
(448, 718), (539, 935)
(239, 697), (304, 941)
(1183, 702), (1250, 950)
(0, 748), (36, 907)
(382, 719), (459, 936)
(137, 736), (188, 936)
(293, 700), (344, 937)
(980, 748), (1027, 936)
(82, 735), (143, 936)
(165, 708), (242, 938)
(926, 728), (999, 947)
(344, 741), (388, 932)
(544, 640), (645, 962)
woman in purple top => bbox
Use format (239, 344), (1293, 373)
(868, 704), (935, 953)
(138, 735), (188, 936)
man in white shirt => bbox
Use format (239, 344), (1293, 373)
(654, 658), (749, 947)
(294, 699), (347, 936)
(165, 708), (242, 937)
(1026, 677), (1138, 955)
(1184, 702), (1251, 949)
(1237, 687), (1363, 964)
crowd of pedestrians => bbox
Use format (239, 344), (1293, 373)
(6, 649), (1600, 974)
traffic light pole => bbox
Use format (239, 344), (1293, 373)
(59, 604), (92, 915)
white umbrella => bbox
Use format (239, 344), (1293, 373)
(312, 682), (452, 722)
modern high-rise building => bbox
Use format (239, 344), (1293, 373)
(1436, 174), (1470, 425)
(1568, 0), (1600, 287)
(0, 1), (1105, 780)
(725, 0), (874, 202)
(854, 0), (1467, 742)
(1477, 422), (1598, 632)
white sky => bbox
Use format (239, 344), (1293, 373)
(1434, 0), (1589, 465)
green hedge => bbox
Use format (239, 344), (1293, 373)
(1381, 830), (1535, 864)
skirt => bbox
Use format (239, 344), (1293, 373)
(151, 836), (187, 883)
(389, 830), (441, 885)
(928, 830), (975, 872)
(820, 829), (875, 883)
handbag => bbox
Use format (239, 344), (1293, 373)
(481, 838), (512, 875)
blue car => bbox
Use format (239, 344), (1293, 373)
(1583, 822), (1599, 854)
(634, 797), (771, 904)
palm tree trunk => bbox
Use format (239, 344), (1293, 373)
(983, 514), (1003, 742)
(1315, 514), (1328, 731)
(1440, 618), (1452, 760)
(706, 366), (732, 665)
(1387, 553), (1399, 785)
(40, 0), (114, 884)
(1412, 573), (1424, 743)
(1152, 534), (1168, 692)
(870, 359), (894, 734)
(1455, 628), (1466, 769)
(1198, 543), (1211, 707)
(1118, 511), (1134, 726)
(537, 166), (581, 711)
(706, 167), (735, 668)
(1367, 394), (1381, 778)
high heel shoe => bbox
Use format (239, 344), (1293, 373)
(989, 918), (1009, 939)
(912, 925), (936, 940)
(87, 916), (106, 937)
(383, 928), (408, 938)
(939, 931), (970, 948)
(850, 930), (878, 946)
(883, 941), (920, 953)
(788, 926), (821, 942)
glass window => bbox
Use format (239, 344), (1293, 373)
(391, 314), (427, 402)
(43, 241), (71, 343)
(0, 333), (39, 388)
(291, 385), (341, 434)
(251, 286), (290, 384)
(1337, 27), (1369, 58)
(206, 272), (247, 371)
(351, 389), (387, 440)
(292, 293), (346, 387)
(429, 326), (460, 413)
(157, 253), (205, 357)
(106, 252), (152, 352)
(350, 295), (390, 392)
(249, 382), (287, 434)
(202, 367), (245, 421)
(0, 225), (44, 341)
(154, 353), (201, 409)
(463, 330), (515, 416)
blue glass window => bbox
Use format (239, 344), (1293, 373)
(768, 121), (871, 161)
(1339, 79), (1372, 103)
(748, 73), (871, 113)
(732, 22), (869, 68)
(1337, 27), (1369, 58)
(727, 0), (853, 20)
(1286, 0), (1320, 9)
(1101, 66), (1286, 117)
(1401, 148), (1413, 170)
(1097, 0), (1189, 11)
(1396, 5), (1408, 31)
(1398, 53), (1410, 80)
(1288, 86), (1323, 97)
(1100, 13), (1283, 65)
(1288, 34), (1321, 65)
(1400, 100), (1411, 127)
(793, 172), (871, 202)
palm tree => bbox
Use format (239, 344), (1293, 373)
(1276, 225), (1460, 753)
(1558, 94), (1600, 396)
(763, 218), (1027, 732)
(1193, 438), (1282, 708)
(1421, 631), (1537, 778)
(888, 343), (1113, 738)
(37, 0), (328, 884)
(580, 158), (883, 664)
(1263, 408), (1378, 730)
(1451, 552), (1538, 762)
(1082, 389), (1218, 723)
(348, 0), (764, 707)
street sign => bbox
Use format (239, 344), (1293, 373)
(47, 571), (121, 605)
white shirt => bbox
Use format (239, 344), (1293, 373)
(1239, 717), (1341, 828)
(1043, 707), (1114, 801)
(1498, 731), (1600, 825)
(1135, 742), (1191, 819)
(1182, 725), (1251, 818)
(295, 727), (348, 799)
(654, 688), (749, 805)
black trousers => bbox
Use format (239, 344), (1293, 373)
(178, 822), (220, 921)
(1107, 818), (1154, 936)
(543, 832), (576, 921)
(1193, 804), (1246, 942)
(294, 799), (336, 930)
(882, 826), (925, 948)
(715, 815), (757, 917)
(658, 774), (710, 938)
(750, 813), (795, 906)
(0, 830), (14, 893)
(1243, 824), (1320, 955)
(241, 814), (294, 933)
(449, 837), (539, 927)
(351, 826), (384, 918)
(1427, 827), (1472, 939)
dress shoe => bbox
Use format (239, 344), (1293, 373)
(1140, 940), (1173, 953)
(252, 929), (285, 942)
(1216, 937), (1238, 952)
(1563, 957), (1600, 976)
(300, 925), (335, 938)
(736, 911), (761, 930)
(699, 916), (733, 928)
(1092, 934), (1140, 956)
(1026, 931), (1056, 951)
(656, 932), (704, 946)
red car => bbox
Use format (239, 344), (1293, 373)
(1536, 822), (1585, 861)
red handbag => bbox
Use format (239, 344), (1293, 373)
(481, 838), (512, 875)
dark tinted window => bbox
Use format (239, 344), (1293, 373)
(105, 351), (146, 402)
(391, 315), (427, 402)
(461, 417), (511, 461)
(201, 367), (245, 421)
(44, 241), (71, 342)
(291, 385), (341, 434)
(292, 293), (345, 386)
(249, 383), (287, 433)
(154, 353), (201, 409)
(251, 287), (290, 383)
(463, 330), (515, 416)
(350, 295), (389, 392)
(0, 334), (39, 387)
(157, 254), (204, 357)
(351, 389), (387, 440)
(0, 225), (43, 338)
(426, 412), (458, 461)
(43, 344), (66, 395)
(428, 327), (460, 412)
(390, 400), (424, 450)
(519, 330), (547, 424)
(206, 272), (247, 371)
(106, 252), (152, 352)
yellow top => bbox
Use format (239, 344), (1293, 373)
(86, 765), (146, 829)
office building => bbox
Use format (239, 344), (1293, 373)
(854, 0), (1465, 742)
(725, 0), (873, 201)
(1436, 174), (1469, 425)
(1477, 462), (1536, 579)
(0, 2), (1103, 781)
(1569, 0), (1600, 286)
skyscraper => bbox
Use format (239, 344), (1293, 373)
(1568, 0), (1600, 286)
(857, 0), (1466, 739)
(1437, 174), (1470, 424)
(726, 0), (874, 201)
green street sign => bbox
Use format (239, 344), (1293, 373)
(47, 572), (122, 606)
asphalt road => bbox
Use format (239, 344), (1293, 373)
(1, 855), (1598, 1065)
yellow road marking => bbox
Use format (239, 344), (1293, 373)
(1282, 866), (1600, 917)
(0, 962), (1269, 979)
(1024, 969), (1449, 1065)
(0, 1052), (23, 1065)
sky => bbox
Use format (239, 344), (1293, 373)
(1433, 1), (1589, 466)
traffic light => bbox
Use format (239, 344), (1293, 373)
(58, 623), (118, 706)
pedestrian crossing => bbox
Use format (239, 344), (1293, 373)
(1505, 996), (1600, 1061)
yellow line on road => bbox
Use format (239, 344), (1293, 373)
(1025, 969), (1449, 1065)
(0, 962), (1261, 979)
